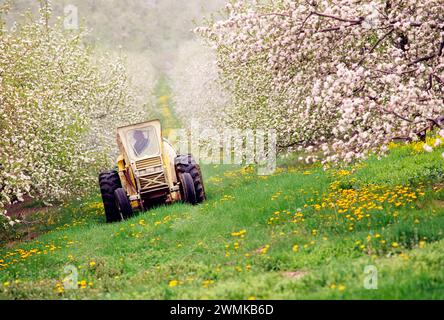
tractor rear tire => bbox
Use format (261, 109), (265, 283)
(114, 188), (134, 220)
(179, 172), (197, 205)
(99, 170), (122, 223)
(175, 155), (206, 204)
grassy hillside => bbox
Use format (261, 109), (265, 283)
(1, 141), (443, 299)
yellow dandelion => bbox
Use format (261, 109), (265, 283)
(202, 280), (215, 288)
(259, 245), (270, 254)
(79, 280), (87, 289)
(168, 280), (179, 288)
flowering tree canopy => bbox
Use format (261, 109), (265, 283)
(0, 3), (145, 221)
(198, 0), (444, 163)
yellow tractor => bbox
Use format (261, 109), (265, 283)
(98, 120), (206, 223)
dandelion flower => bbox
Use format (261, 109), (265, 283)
(168, 280), (179, 288)
(259, 245), (270, 254)
(202, 280), (214, 288)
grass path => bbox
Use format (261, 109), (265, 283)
(153, 76), (180, 137)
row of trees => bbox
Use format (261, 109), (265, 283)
(0, 2), (145, 225)
(197, 0), (444, 163)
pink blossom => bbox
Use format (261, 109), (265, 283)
(198, 0), (444, 163)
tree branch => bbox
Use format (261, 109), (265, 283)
(311, 11), (363, 24)
(358, 28), (395, 65)
(408, 39), (444, 67)
(317, 22), (361, 33)
(408, 53), (437, 67)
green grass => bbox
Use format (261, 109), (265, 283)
(1, 143), (444, 300)
(153, 76), (181, 134)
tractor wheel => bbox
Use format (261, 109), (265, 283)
(114, 188), (134, 220)
(99, 170), (122, 223)
(175, 155), (206, 204)
(178, 172), (197, 205)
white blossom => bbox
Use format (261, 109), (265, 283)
(423, 144), (434, 153)
(198, 0), (444, 163)
(0, 3), (147, 217)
